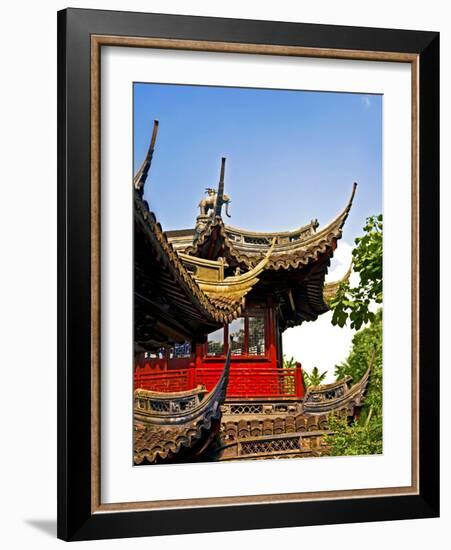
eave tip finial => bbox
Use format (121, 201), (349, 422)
(215, 157), (227, 218)
(133, 119), (160, 194)
(349, 181), (358, 203)
(150, 120), (159, 147)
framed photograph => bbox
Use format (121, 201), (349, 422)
(57, 8), (439, 541)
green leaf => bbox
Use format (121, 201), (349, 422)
(329, 214), (382, 328)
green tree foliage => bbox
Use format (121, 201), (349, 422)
(303, 366), (328, 387)
(325, 214), (383, 455)
(282, 356), (296, 369)
(326, 412), (382, 456)
(334, 308), (382, 384)
(330, 214), (383, 330)
(283, 358), (329, 393)
(326, 309), (383, 456)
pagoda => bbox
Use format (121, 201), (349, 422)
(133, 121), (370, 464)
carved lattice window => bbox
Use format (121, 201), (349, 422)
(229, 318), (245, 355)
(248, 315), (265, 355)
(204, 311), (267, 357)
(148, 400), (170, 413)
(207, 327), (225, 356)
(169, 342), (192, 358)
(240, 436), (301, 456)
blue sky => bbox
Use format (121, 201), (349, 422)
(134, 83), (382, 244)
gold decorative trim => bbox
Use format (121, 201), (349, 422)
(92, 35), (418, 62)
(91, 35), (101, 514)
(90, 33), (420, 514)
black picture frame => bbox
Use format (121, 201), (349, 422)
(57, 7), (439, 541)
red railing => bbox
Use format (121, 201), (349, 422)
(134, 365), (304, 399)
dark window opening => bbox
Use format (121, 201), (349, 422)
(205, 311), (267, 357)
(248, 315), (265, 356)
(169, 342), (192, 359)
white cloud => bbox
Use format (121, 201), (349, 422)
(282, 240), (358, 383)
(282, 312), (355, 383)
(326, 240), (359, 285)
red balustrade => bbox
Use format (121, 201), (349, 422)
(134, 365), (305, 399)
(132, 301), (309, 399)
(135, 369), (191, 393)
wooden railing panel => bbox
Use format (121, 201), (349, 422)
(134, 365), (304, 399)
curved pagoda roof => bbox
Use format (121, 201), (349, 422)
(168, 182), (356, 272)
(136, 121), (356, 336)
(135, 124), (253, 351)
(134, 349), (231, 464)
(166, 167), (356, 329)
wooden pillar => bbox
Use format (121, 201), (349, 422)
(194, 343), (203, 369)
(266, 296), (277, 369)
(188, 367), (195, 389)
(295, 363), (305, 399)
